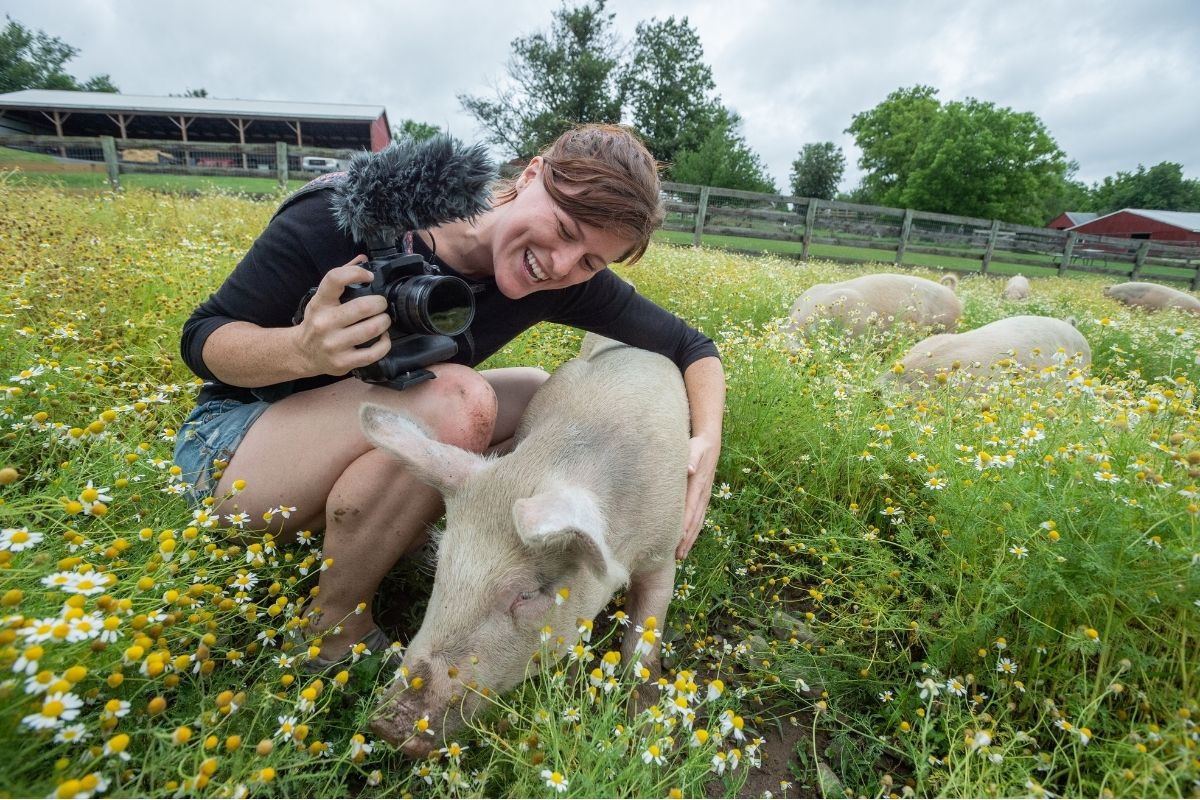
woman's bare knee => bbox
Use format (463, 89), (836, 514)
(364, 364), (496, 452)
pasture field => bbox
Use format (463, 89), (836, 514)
(0, 183), (1198, 799)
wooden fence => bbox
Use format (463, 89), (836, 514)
(662, 181), (1200, 289)
(0, 134), (351, 190)
(5, 133), (1199, 287)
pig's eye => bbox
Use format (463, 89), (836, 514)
(516, 590), (540, 603)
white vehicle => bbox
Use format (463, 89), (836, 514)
(300, 156), (343, 173)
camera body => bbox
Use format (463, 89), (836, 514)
(295, 243), (476, 390)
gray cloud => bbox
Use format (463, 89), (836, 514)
(5, 0), (1198, 193)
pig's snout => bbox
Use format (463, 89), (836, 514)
(369, 691), (441, 757)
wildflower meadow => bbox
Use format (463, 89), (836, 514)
(0, 180), (1197, 798)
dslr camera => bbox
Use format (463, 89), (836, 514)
(294, 241), (475, 390)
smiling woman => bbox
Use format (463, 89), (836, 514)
(172, 122), (726, 674)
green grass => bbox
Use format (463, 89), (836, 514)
(1, 186), (1198, 799)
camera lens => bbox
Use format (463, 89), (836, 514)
(394, 275), (474, 336)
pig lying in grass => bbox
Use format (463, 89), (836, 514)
(786, 273), (962, 338)
(882, 315), (1091, 387)
(1103, 281), (1200, 314)
(1003, 274), (1031, 300)
(359, 334), (690, 756)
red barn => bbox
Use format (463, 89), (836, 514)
(1068, 209), (1200, 243)
(1046, 211), (1097, 230)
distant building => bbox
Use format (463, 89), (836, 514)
(1046, 211), (1098, 230)
(1067, 209), (1200, 244)
(0, 89), (391, 152)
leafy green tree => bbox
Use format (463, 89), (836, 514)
(0, 16), (117, 93)
(847, 86), (1068, 224)
(789, 141), (845, 200)
(845, 85), (940, 204)
(392, 119), (441, 142)
(1090, 162), (1200, 213)
(671, 109), (776, 193)
(459, 0), (622, 159)
(620, 16), (722, 165)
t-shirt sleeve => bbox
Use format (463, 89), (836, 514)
(179, 192), (351, 381)
(547, 270), (720, 372)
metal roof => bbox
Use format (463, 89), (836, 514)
(1072, 208), (1200, 233)
(1064, 211), (1098, 225)
(0, 89), (385, 121)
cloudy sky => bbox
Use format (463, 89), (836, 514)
(6, 0), (1198, 192)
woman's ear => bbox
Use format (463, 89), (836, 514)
(517, 156), (543, 190)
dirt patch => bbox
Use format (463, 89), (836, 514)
(705, 712), (834, 799)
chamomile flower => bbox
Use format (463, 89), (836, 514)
(22, 691), (83, 730)
(541, 769), (569, 792)
(0, 527), (44, 552)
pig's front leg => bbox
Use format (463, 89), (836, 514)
(620, 560), (676, 681)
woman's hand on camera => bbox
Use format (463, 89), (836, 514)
(292, 257), (392, 377)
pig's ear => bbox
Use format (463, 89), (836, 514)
(359, 403), (486, 495)
(512, 486), (629, 585)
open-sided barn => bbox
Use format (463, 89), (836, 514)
(0, 89), (391, 152)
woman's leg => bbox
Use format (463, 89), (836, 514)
(211, 364), (497, 657)
(480, 366), (550, 451)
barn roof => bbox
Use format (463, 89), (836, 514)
(1063, 211), (1098, 225)
(1070, 208), (1200, 233)
(0, 89), (385, 121)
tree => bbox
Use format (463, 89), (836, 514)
(845, 85), (940, 204)
(393, 119), (441, 142)
(848, 86), (1068, 224)
(459, 0), (622, 159)
(1090, 162), (1200, 213)
(0, 16), (117, 93)
(789, 142), (845, 200)
(671, 109), (776, 193)
(619, 16), (722, 166)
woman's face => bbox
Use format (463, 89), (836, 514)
(491, 157), (636, 300)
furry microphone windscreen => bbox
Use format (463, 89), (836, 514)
(330, 135), (496, 244)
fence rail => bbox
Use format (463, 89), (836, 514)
(661, 181), (1200, 289)
(4, 134), (1199, 287)
(1, 134), (355, 189)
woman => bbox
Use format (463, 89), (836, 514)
(176, 123), (725, 669)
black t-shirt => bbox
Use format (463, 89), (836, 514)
(180, 189), (719, 405)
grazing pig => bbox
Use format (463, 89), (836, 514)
(883, 315), (1091, 387)
(1103, 281), (1200, 314)
(786, 273), (961, 338)
(1002, 274), (1031, 300)
(359, 335), (690, 756)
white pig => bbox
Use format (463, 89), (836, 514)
(359, 335), (690, 755)
(1002, 274), (1031, 300)
(883, 315), (1091, 387)
(787, 273), (962, 338)
(1103, 281), (1200, 314)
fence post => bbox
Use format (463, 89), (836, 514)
(980, 218), (1001, 275)
(691, 186), (709, 247)
(801, 199), (819, 261)
(1131, 240), (1150, 280)
(99, 135), (120, 192)
(896, 208), (913, 264)
(1059, 232), (1077, 276)
(276, 141), (289, 189)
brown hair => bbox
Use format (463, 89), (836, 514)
(494, 124), (664, 264)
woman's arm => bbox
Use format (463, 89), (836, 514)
(678, 355), (725, 559)
(202, 261), (392, 389)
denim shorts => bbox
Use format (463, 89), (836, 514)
(173, 398), (269, 507)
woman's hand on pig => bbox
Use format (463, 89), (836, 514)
(678, 432), (719, 559)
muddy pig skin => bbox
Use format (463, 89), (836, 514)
(358, 334), (690, 756)
(1103, 281), (1200, 314)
